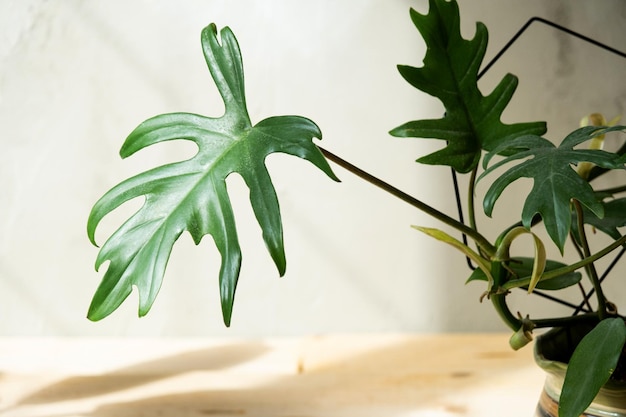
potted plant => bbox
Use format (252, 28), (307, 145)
(87, 0), (626, 415)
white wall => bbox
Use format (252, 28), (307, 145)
(0, 0), (624, 337)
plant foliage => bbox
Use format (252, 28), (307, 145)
(466, 258), (582, 291)
(574, 197), (626, 242)
(389, 0), (546, 173)
(88, 2), (626, 415)
(394, 2), (626, 414)
(481, 125), (626, 251)
(87, 24), (337, 326)
(560, 318), (626, 417)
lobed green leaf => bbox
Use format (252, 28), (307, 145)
(480, 126), (626, 251)
(88, 25), (338, 326)
(389, 0), (546, 173)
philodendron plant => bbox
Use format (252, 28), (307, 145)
(88, 0), (626, 415)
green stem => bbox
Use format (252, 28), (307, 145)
(573, 200), (607, 319)
(467, 166), (479, 232)
(467, 166), (487, 258)
(569, 230), (594, 312)
(320, 147), (496, 256)
(491, 293), (521, 331)
(493, 291), (601, 331)
(490, 261), (522, 331)
(532, 312), (600, 329)
(500, 234), (626, 292)
(539, 234), (626, 282)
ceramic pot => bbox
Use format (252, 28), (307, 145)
(534, 325), (626, 417)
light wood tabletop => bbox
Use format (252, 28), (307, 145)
(0, 334), (545, 417)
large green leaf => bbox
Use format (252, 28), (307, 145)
(559, 318), (626, 417)
(87, 24), (338, 326)
(389, 0), (546, 173)
(481, 126), (626, 251)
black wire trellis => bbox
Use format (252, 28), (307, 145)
(319, 16), (626, 315)
(456, 16), (626, 314)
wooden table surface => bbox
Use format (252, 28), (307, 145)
(0, 334), (545, 417)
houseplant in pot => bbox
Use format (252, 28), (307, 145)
(87, 0), (626, 415)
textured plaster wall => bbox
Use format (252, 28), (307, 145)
(0, 1), (624, 337)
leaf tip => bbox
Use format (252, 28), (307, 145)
(86, 217), (100, 248)
(201, 22), (218, 39)
(86, 302), (105, 322)
(222, 309), (232, 327)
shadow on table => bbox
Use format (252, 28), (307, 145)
(17, 342), (269, 404)
(16, 336), (537, 416)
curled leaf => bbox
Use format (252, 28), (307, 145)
(413, 226), (492, 287)
(467, 258), (582, 291)
(493, 227), (546, 294)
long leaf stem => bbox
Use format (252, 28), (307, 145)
(467, 166), (484, 258)
(319, 147), (496, 256)
(574, 246), (626, 315)
(569, 230), (594, 312)
(532, 312), (600, 329)
(491, 293), (521, 331)
(573, 200), (607, 320)
(467, 166), (479, 232)
(492, 291), (599, 331)
(540, 234), (626, 282)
